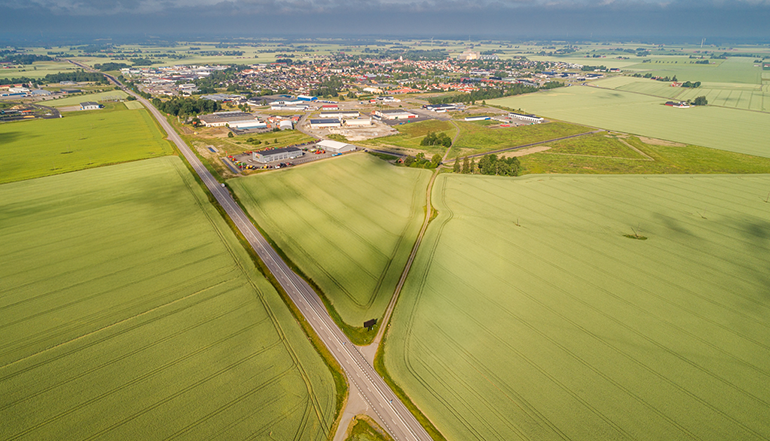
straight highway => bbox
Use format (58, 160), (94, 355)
(90, 67), (433, 441)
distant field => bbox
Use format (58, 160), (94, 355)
(0, 105), (172, 184)
(450, 121), (594, 159)
(521, 133), (770, 174)
(0, 61), (79, 80)
(0, 157), (337, 440)
(358, 120), (455, 157)
(622, 57), (762, 84)
(46, 90), (128, 107)
(592, 77), (769, 112)
(229, 154), (431, 333)
(490, 86), (770, 158)
(386, 173), (770, 441)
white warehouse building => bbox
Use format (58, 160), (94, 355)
(317, 139), (356, 154)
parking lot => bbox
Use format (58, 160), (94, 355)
(224, 143), (349, 172)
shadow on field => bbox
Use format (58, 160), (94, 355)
(731, 217), (770, 303)
(653, 213), (692, 235)
(0, 131), (37, 144)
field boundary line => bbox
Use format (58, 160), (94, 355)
(443, 130), (603, 163)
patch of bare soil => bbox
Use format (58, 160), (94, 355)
(639, 136), (686, 147)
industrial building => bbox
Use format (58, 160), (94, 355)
(509, 113), (544, 123)
(271, 104), (309, 111)
(317, 139), (356, 153)
(80, 102), (102, 111)
(199, 111), (262, 129)
(424, 104), (458, 112)
(310, 118), (342, 129)
(297, 95), (317, 101)
(319, 110), (360, 119)
(464, 115), (490, 121)
(375, 109), (417, 120)
(279, 120), (294, 130)
(253, 147), (303, 163)
(344, 118), (373, 127)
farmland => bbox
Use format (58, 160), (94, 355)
(229, 154), (431, 338)
(489, 86), (770, 158)
(385, 173), (770, 441)
(519, 133), (770, 175)
(0, 61), (80, 79)
(449, 121), (594, 159)
(0, 157), (338, 440)
(0, 104), (172, 184)
(46, 90), (129, 107)
(358, 120), (455, 157)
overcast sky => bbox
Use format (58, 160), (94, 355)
(2, 0), (769, 42)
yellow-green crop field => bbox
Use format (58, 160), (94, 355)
(0, 61), (79, 79)
(450, 121), (594, 159)
(229, 154), (431, 330)
(490, 86), (770, 158)
(0, 157), (337, 440)
(0, 104), (172, 184)
(385, 173), (770, 441)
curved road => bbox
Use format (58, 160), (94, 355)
(90, 67), (432, 441)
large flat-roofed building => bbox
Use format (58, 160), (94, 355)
(253, 147), (303, 163)
(424, 103), (458, 112)
(80, 102), (102, 111)
(317, 139), (356, 153)
(344, 118), (373, 127)
(319, 110), (360, 119)
(375, 109), (417, 120)
(199, 111), (262, 128)
(310, 118), (342, 129)
(509, 113), (544, 124)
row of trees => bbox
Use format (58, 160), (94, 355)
(420, 131), (452, 147)
(453, 154), (521, 176)
(403, 153), (442, 169)
(428, 83), (539, 105)
(1, 54), (52, 64)
(151, 97), (221, 117)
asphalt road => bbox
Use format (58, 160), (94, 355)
(94, 69), (433, 441)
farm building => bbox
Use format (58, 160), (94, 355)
(465, 115), (491, 121)
(252, 147), (303, 163)
(665, 101), (690, 108)
(375, 109), (417, 120)
(509, 113), (544, 123)
(319, 110), (360, 119)
(310, 118), (342, 129)
(199, 111), (262, 129)
(317, 139), (356, 154)
(344, 118), (373, 127)
(80, 102), (102, 111)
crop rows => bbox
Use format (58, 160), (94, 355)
(230, 153), (431, 326)
(0, 157), (337, 440)
(490, 86), (770, 158)
(385, 173), (770, 440)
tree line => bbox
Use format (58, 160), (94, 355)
(151, 97), (221, 117)
(428, 83), (539, 104)
(420, 131), (452, 147)
(453, 154), (521, 176)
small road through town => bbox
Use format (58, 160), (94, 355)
(79, 63), (434, 441)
